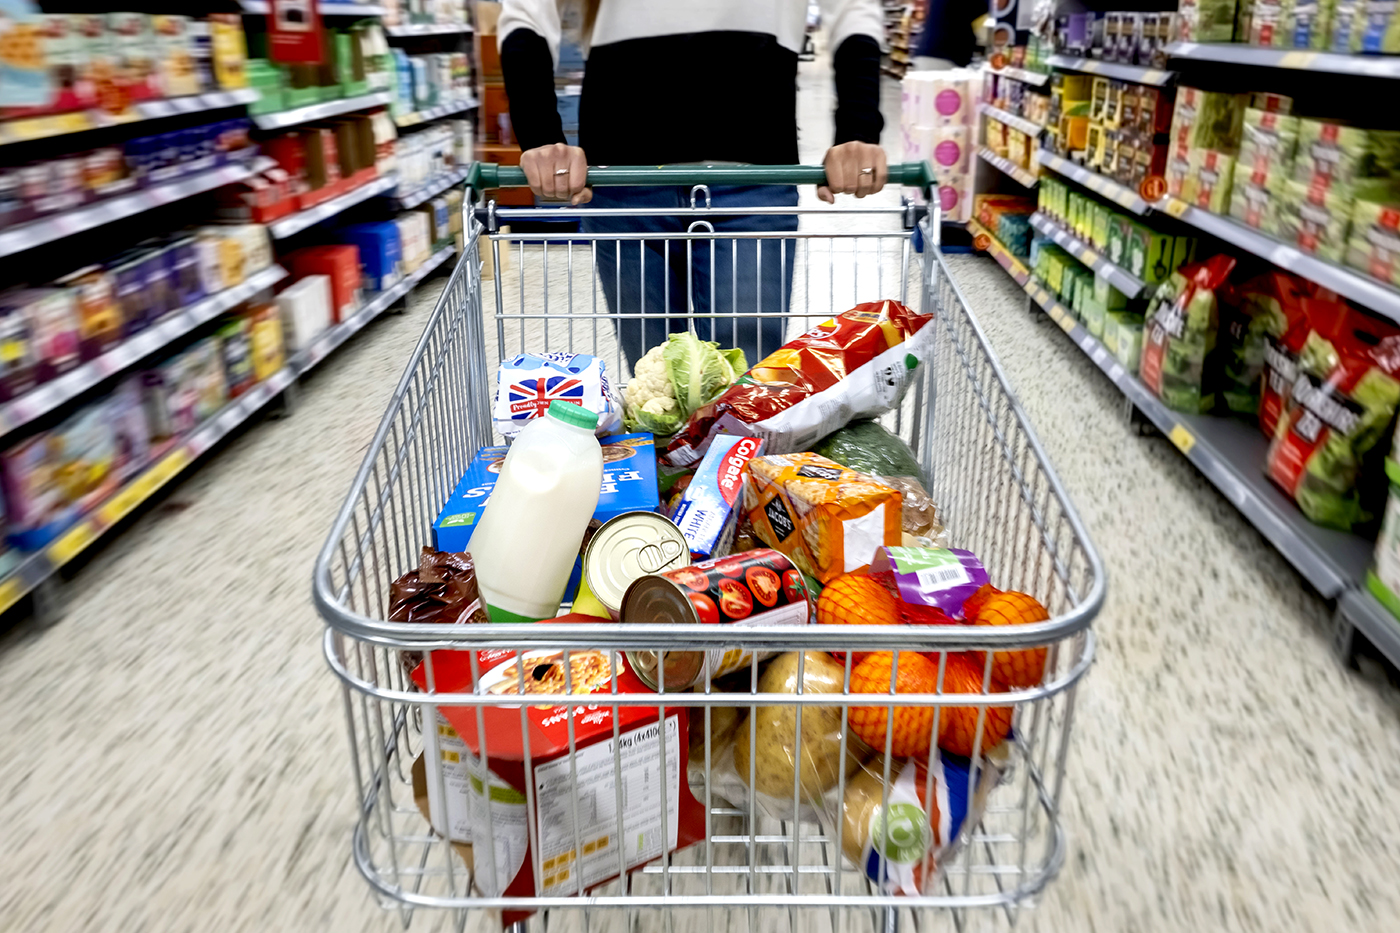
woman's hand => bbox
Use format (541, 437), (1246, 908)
(519, 143), (592, 205)
(818, 141), (888, 203)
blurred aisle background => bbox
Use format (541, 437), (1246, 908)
(1, 20), (1399, 933)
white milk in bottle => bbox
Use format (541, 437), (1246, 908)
(469, 400), (603, 622)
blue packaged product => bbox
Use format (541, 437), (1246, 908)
(184, 125), (219, 174)
(149, 131), (185, 184)
(339, 222), (403, 292)
(165, 236), (205, 308)
(433, 434), (661, 602)
(124, 134), (157, 185)
(669, 433), (765, 560)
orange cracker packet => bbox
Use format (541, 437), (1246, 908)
(742, 452), (902, 584)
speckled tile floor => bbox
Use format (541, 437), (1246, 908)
(3, 38), (1400, 933)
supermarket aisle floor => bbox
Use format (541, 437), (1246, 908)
(1, 43), (1399, 933)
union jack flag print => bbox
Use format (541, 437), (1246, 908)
(506, 375), (586, 418)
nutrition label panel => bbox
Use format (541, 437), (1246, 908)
(533, 714), (680, 896)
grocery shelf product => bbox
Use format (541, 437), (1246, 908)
(493, 351), (623, 439)
(744, 453), (903, 584)
(407, 627), (706, 920)
(580, 512), (689, 619)
(902, 70), (980, 220)
(669, 434), (765, 561)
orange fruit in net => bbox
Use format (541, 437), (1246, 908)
(966, 590), (1049, 688)
(936, 652), (1013, 758)
(848, 651), (939, 758)
(816, 571), (900, 666)
(959, 583), (1001, 620)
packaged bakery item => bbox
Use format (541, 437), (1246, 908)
(1265, 310), (1400, 530)
(1139, 254), (1237, 413)
(492, 351), (623, 438)
(622, 548), (811, 691)
(743, 452), (903, 583)
(665, 299), (934, 465)
(835, 753), (1002, 895)
(669, 434), (765, 560)
(409, 627), (706, 924)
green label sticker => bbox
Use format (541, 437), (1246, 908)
(440, 512), (477, 527)
(873, 802), (932, 865)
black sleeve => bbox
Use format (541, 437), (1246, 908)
(500, 28), (567, 151)
(832, 34), (885, 146)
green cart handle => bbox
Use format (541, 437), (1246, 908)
(464, 161), (937, 198)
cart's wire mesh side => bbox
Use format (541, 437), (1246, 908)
(315, 208), (1103, 933)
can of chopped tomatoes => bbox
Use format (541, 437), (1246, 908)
(621, 548), (811, 691)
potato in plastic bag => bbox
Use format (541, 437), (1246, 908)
(729, 651), (871, 818)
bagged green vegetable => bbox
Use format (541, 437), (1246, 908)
(812, 420), (941, 538)
(1219, 272), (1313, 415)
(1140, 255), (1237, 413)
(622, 332), (747, 435)
(1265, 309), (1400, 530)
(813, 420), (921, 478)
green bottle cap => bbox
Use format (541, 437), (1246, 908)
(546, 400), (599, 430)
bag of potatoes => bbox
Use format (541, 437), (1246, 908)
(726, 651), (871, 821)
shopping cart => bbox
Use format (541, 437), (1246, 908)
(314, 164), (1104, 933)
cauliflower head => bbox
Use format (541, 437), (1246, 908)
(624, 344), (683, 434)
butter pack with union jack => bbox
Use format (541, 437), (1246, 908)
(491, 351), (623, 439)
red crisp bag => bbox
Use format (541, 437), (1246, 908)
(664, 300), (934, 465)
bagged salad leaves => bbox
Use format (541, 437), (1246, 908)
(813, 421), (941, 539)
(665, 300), (934, 465)
(1139, 255), (1237, 413)
(1219, 272), (1313, 415)
(622, 332), (747, 436)
(1265, 311), (1400, 530)
(813, 420), (922, 477)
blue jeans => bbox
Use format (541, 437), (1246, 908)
(581, 184), (798, 371)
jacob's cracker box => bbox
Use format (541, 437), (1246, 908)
(743, 452), (902, 583)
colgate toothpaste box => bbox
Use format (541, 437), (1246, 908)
(669, 434), (765, 560)
(410, 622), (704, 924)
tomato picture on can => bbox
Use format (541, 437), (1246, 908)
(621, 548), (813, 691)
(656, 549), (806, 626)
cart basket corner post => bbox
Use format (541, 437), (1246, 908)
(313, 163), (1105, 931)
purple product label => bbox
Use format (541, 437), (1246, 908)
(869, 546), (989, 615)
(935, 89), (964, 117)
(938, 184), (960, 212)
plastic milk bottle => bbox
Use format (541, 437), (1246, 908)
(470, 400), (604, 622)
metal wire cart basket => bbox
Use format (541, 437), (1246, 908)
(314, 164), (1105, 933)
